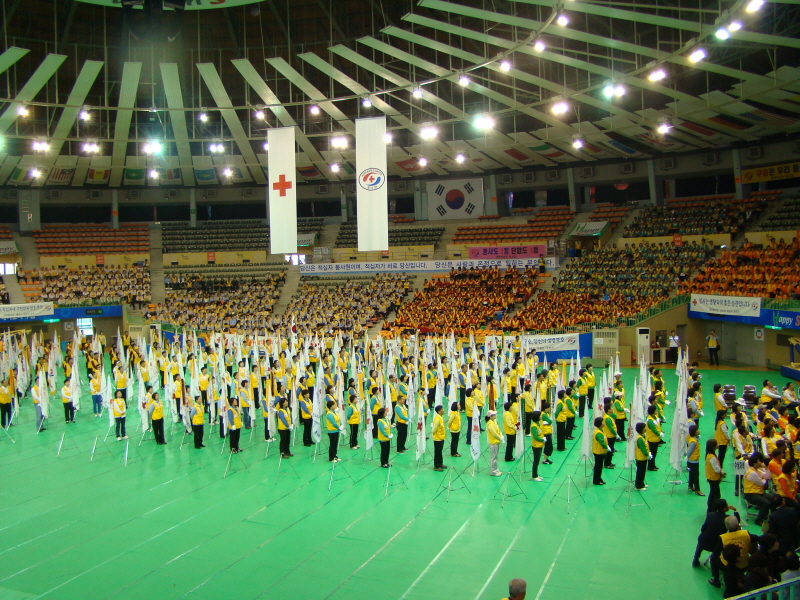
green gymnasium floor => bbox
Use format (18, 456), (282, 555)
(0, 365), (781, 600)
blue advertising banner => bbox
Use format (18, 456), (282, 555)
(688, 305), (800, 331)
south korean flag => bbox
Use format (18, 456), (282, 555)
(426, 178), (484, 220)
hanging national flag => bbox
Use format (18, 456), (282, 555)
(395, 158), (426, 173)
(426, 178), (484, 220)
(164, 167), (182, 182)
(355, 116), (389, 252)
(47, 167), (75, 185)
(85, 167), (110, 184)
(6, 166), (34, 186)
(297, 165), (326, 181)
(740, 108), (798, 129)
(269, 127), (298, 254)
(123, 168), (146, 186)
(194, 168), (219, 185)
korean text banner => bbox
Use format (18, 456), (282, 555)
(690, 293), (761, 317)
(522, 333), (580, 353)
(0, 302), (54, 320)
(299, 258), (559, 275)
(468, 244), (546, 259)
(0, 240), (18, 254)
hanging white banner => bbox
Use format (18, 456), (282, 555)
(426, 178), (484, 220)
(299, 257), (558, 274)
(0, 240), (18, 254)
(0, 302), (54, 320)
(522, 333), (579, 353)
(690, 294), (761, 317)
(356, 117), (388, 252)
(268, 127), (297, 254)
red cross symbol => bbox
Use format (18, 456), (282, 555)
(417, 418), (423, 433)
(272, 174), (293, 197)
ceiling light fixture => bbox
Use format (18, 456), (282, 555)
(149, 169), (159, 179)
(82, 142), (100, 153)
(254, 109), (265, 120)
(32, 140), (50, 152)
(362, 97), (372, 108)
(455, 153), (466, 164)
(572, 137), (584, 149)
(500, 60), (511, 72)
(412, 88), (423, 99)
(657, 121), (673, 134)
(474, 114), (496, 130)
(458, 74), (470, 86)
(648, 68), (667, 82)
(728, 20), (743, 31)
(533, 40), (546, 52)
(715, 27), (731, 40)
(556, 13), (570, 26)
(16, 105), (29, 117)
(30, 168), (41, 178)
(330, 136), (348, 149)
(330, 163), (340, 173)
(143, 141), (162, 154)
(79, 108), (91, 121)
(420, 126), (438, 140)
(309, 105), (321, 115)
(689, 48), (707, 63)
(198, 112), (208, 122)
(263, 142), (269, 151)
(551, 101), (569, 115)
(222, 168), (233, 178)
(745, 0), (764, 12)
(384, 132), (393, 143)
(418, 157), (428, 167)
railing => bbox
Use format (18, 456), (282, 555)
(730, 578), (800, 599)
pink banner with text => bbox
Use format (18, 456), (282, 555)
(468, 244), (546, 259)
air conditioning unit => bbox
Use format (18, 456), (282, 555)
(316, 185), (329, 195)
(394, 181), (408, 191)
(46, 190), (61, 199)
(620, 162), (635, 175)
(703, 152), (719, 166)
(744, 146), (763, 161)
(87, 190), (101, 200)
(167, 189), (179, 199)
(580, 167), (594, 178)
(661, 157), (676, 170)
(523, 172), (535, 183)
(242, 187), (254, 197)
(7, 190), (18, 200)
(500, 173), (513, 185)
(204, 189), (217, 198)
(792, 140), (800, 154)
(127, 190), (140, 200)
(546, 170), (559, 181)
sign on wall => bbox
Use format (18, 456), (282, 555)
(300, 258), (552, 274)
(522, 333), (580, 353)
(468, 244), (546, 259)
(426, 178), (484, 220)
(690, 294), (762, 317)
(569, 221), (608, 237)
(739, 161), (800, 184)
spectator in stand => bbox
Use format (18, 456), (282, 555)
(37, 265), (151, 307)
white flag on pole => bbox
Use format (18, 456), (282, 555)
(268, 126), (297, 254)
(470, 410), (481, 461)
(355, 116), (388, 252)
(415, 398), (426, 460)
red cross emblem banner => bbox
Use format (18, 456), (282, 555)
(268, 126), (297, 254)
(355, 116), (389, 252)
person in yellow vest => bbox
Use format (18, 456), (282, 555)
(503, 400), (518, 462)
(425, 364), (437, 409)
(634, 422), (649, 490)
(645, 405), (665, 471)
(0, 377), (12, 428)
(325, 400), (343, 462)
(613, 385), (627, 443)
(530, 411), (545, 481)
(112, 390), (127, 441)
(541, 400), (554, 465)
(585, 364), (597, 413)
(31, 379), (46, 432)
(147, 389), (166, 445)
(566, 383), (578, 439)
(708, 515), (759, 589)
(714, 409), (730, 467)
(705, 439), (724, 511)
(601, 400), (617, 469)
(464, 387), (476, 446)
(706, 330), (720, 366)
(432, 405), (446, 471)
(395, 396), (409, 453)
(299, 389), (313, 447)
(592, 416), (610, 485)
(377, 407), (392, 468)
(89, 371), (102, 417)
(547, 363), (559, 404)
(238, 379), (252, 429)
(346, 394), (360, 450)
(501, 578), (527, 600)
(686, 424), (703, 496)
(534, 372), (548, 413)
(61, 377), (75, 424)
(447, 401), (461, 458)
(742, 453), (775, 525)
(276, 397), (292, 458)
(249, 366), (261, 410)
(368, 385), (381, 439)
(198, 366), (210, 407)
(114, 362), (128, 403)
(473, 381), (485, 431)
(776, 459), (799, 508)
(227, 397), (243, 454)
(486, 410), (503, 477)
(576, 369), (589, 419)
(190, 395), (205, 449)
(554, 390), (568, 451)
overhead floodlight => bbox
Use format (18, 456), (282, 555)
(474, 114), (496, 130)
(412, 88), (423, 99)
(648, 68), (667, 82)
(79, 109), (91, 121)
(222, 168), (233, 178)
(551, 101), (569, 115)
(330, 136), (348, 149)
(330, 163), (340, 173)
(657, 121), (672, 134)
(82, 142), (100, 153)
(384, 132), (393, 143)
(420, 126), (438, 140)
(455, 154), (466, 164)
(602, 84), (615, 98)
(533, 40), (546, 52)
(418, 157), (428, 167)
(254, 109), (265, 120)
(572, 137), (584, 149)
(149, 169), (159, 179)
(32, 140), (50, 152)
(745, 0), (764, 12)
(362, 97), (372, 108)
(689, 48), (707, 63)
(715, 27), (731, 40)
(309, 105), (321, 115)
(728, 20), (743, 31)
(556, 13), (570, 26)
(143, 141), (162, 154)
(458, 75), (470, 86)
(198, 112), (208, 122)
(263, 142), (269, 151)
(500, 60), (511, 72)
(615, 85), (626, 97)
(16, 105), (29, 117)
(30, 168), (41, 178)
(209, 143), (224, 153)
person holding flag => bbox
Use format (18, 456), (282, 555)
(377, 407), (392, 468)
(369, 385), (381, 439)
(61, 377), (75, 424)
(299, 389), (313, 447)
(448, 401), (461, 457)
(276, 397), (292, 458)
(325, 399), (343, 462)
(634, 422), (649, 490)
(486, 410), (503, 476)
(646, 404), (665, 471)
(112, 390), (128, 440)
(432, 405), (446, 471)
(0, 377), (11, 428)
(530, 411), (545, 481)
(346, 394), (360, 449)
(541, 400), (554, 465)
(555, 390), (568, 451)
(148, 390), (166, 445)
(592, 417), (610, 485)
(90, 370), (102, 418)
(227, 397), (243, 453)
(190, 396), (205, 449)
(395, 395), (409, 453)
(503, 400), (518, 462)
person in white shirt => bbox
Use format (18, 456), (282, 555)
(783, 382), (798, 410)
(668, 330), (680, 364)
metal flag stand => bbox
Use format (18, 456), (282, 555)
(616, 463), (634, 484)
(384, 463), (408, 497)
(510, 446), (529, 484)
(663, 463), (685, 495)
(89, 435), (115, 462)
(494, 470), (528, 508)
(1, 420), (15, 444)
(573, 454), (593, 483)
(362, 442), (376, 465)
(264, 437), (275, 460)
(224, 449), (250, 479)
(435, 465), (470, 502)
(613, 479), (650, 516)
(328, 458), (355, 490)
(550, 475), (585, 513)
(275, 453), (300, 483)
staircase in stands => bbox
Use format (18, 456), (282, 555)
(2, 274), (25, 304)
(271, 267), (301, 320)
(148, 227), (165, 304)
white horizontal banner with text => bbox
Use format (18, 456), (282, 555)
(0, 302), (54, 320)
(522, 333), (580, 353)
(690, 294), (761, 317)
(0, 240), (18, 254)
(299, 257), (557, 275)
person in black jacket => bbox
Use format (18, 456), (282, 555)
(693, 498), (739, 567)
(766, 496), (800, 553)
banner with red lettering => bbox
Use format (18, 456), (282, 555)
(468, 244), (546, 259)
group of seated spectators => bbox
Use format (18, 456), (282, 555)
(679, 238), (800, 300)
(163, 273), (269, 293)
(281, 273), (410, 336)
(391, 267), (538, 335)
(145, 273), (285, 332)
(39, 265), (151, 307)
(0, 281), (9, 304)
(623, 197), (767, 237)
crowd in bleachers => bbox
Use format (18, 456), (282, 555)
(282, 274), (410, 335)
(36, 265), (151, 307)
(679, 237), (800, 299)
(623, 194), (770, 238)
(0, 281), (9, 304)
(392, 267), (538, 334)
(145, 272), (285, 332)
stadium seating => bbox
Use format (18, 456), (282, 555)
(0, 225), (13, 240)
(756, 194), (800, 231)
(162, 220), (269, 253)
(623, 192), (774, 238)
(33, 224), (149, 256)
(298, 217), (324, 234)
(335, 221), (444, 248)
(452, 207), (573, 243)
(678, 238), (800, 299)
(590, 204), (630, 232)
(34, 265), (151, 306)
